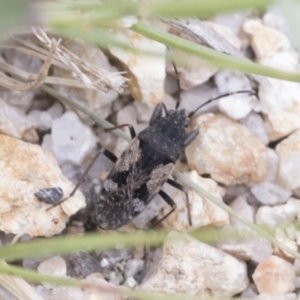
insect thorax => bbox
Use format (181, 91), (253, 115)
(138, 113), (187, 162)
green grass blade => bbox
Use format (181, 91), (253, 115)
(131, 22), (300, 83)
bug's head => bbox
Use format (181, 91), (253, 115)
(167, 108), (190, 128)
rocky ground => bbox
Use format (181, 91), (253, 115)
(0, 5), (300, 300)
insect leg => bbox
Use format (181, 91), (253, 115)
(47, 147), (117, 210)
(166, 179), (192, 226)
(105, 124), (136, 139)
(153, 190), (176, 227)
(183, 129), (199, 147)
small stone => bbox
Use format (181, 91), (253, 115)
(0, 101), (38, 142)
(243, 19), (290, 60)
(241, 283), (258, 298)
(259, 78), (300, 140)
(47, 102), (64, 120)
(219, 196), (272, 263)
(240, 113), (269, 145)
(133, 102), (155, 124)
(256, 293), (297, 300)
(276, 130), (300, 190)
(273, 228), (298, 260)
(180, 81), (219, 115)
(0, 134), (85, 237)
(224, 185), (249, 202)
(124, 277), (137, 288)
(34, 187), (64, 204)
(109, 29), (166, 105)
(67, 252), (101, 279)
(294, 259), (300, 276)
(255, 198), (300, 228)
(214, 70), (257, 120)
(186, 113), (268, 185)
(100, 258), (109, 268)
(141, 232), (248, 297)
(0, 87), (36, 113)
(229, 195), (255, 227)
(219, 226), (273, 263)
(253, 255), (295, 295)
(43, 111), (97, 165)
(37, 256), (67, 288)
(161, 171), (229, 231)
(125, 259), (144, 278)
(250, 182), (292, 205)
(264, 148), (279, 182)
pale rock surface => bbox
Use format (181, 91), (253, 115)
(124, 277), (137, 288)
(240, 113), (269, 145)
(186, 113), (268, 185)
(276, 130), (300, 190)
(38, 256), (67, 288)
(0, 134), (85, 237)
(241, 283), (258, 298)
(108, 29), (166, 105)
(124, 259), (144, 278)
(53, 40), (118, 120)
(0, 87), (36, 113)
(243, 19), (300, 140)
(214, 70), (259, 120)
(141, 232), (248, 297)
(29, 103), (64, 132)
(264, 148), (279, 182)
(294, 259), (300, 276)
(219, 195), (273, 263)
(180, 81), (219, 115)
(256, 293), (297, 300)
(243, 19), (290, 60)
(0, 101), (38, 142)
(250, 181), (291, 205)
(161, 171), (229, 231)
(255, 198), (300, 228)
(42, 111), (97, 165)
(253, 255), (295, 295)
(259, 78), (300, 140)
(273, 228), (298, 260)
(133, 102), (155, 124)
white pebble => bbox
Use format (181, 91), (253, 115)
(240, 113), (269, 145)
(141, 232), (248, 297)
(253, 255), (295, 295)
(186, 113), (268, 185)
(264, 148), (279, 182)
(276, 129), (300, 190)
(37, 256), (67, 288)
(44, 111), (97, 165)
(251, 181), (292, 205)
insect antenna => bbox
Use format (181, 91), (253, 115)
(167, 47), (181, 111)
(171, 59), (181, 110)
(188, 90), (257, 118)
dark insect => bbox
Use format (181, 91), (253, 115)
(45, 63), (255, 230)
(35, 187), (64, 204)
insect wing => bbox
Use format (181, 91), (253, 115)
(96, 138), (140, 229)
